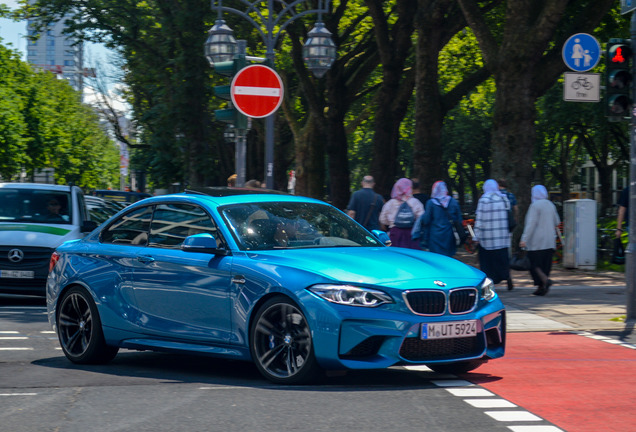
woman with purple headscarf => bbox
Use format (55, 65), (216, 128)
(519, 185), (561, 296)
(474, 179), (513, 290)
(379, 178), (424, 249)
(414, 181), (462, 256)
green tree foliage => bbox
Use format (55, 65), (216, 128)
(0, 39), (119, 188)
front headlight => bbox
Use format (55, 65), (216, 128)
(480, 277), (496, 301)
(308, 284), (393, 307)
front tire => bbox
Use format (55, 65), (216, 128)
(250, 296), (322, 384)
(57, 286), (118, 364)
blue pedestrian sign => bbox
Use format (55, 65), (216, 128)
(562, 33), (601, 72)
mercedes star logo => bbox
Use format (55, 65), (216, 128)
(8, 249), (25, 263)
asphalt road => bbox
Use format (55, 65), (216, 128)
(2, 292), (634, 432)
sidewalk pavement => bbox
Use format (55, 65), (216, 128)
(454, 251), (635, 344)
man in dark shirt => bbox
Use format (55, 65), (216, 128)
(347, 176), (384, 231)
(411, 178), (430, 206)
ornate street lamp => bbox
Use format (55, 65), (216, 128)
(204, 19), (237, 65)
(303, 21), (337, 78)
(208, 0), (335, 189)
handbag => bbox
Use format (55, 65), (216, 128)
(612, 238), (626, 265)
(510, 250), (531, 271)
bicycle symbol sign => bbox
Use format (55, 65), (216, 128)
(563, 72), (600, 102)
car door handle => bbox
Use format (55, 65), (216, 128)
(137, 255), (155, 264)
(232, 275), (246, 284)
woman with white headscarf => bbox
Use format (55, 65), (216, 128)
(519, 185), (561, 296)
(415, 181), (462, 257)
(473, 179), (513, 290)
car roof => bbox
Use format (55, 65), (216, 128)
(0, 183), (77, 192)
(136, 188), (324, 208)
(185, 186), (288, 197)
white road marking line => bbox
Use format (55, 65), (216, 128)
(0, 337), (28, 340)
(464, 398), (517, 408)
(432, 379), (475, 387)
(485, 411), (542, 422)
(0, 347), (34, 350)
(401, 365), (432, 371)
(507, 426), (564, 432)
(0, 393), (38, 397)
(446, 388), (494, 397)
(0, 331), (19, 334)
(40, 331), (55, 334)
(198, 386), (239, 390)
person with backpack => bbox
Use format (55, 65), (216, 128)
(379, 178), (424, 249)
(416, 180), (463, 257)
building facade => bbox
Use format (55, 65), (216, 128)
(26, 17), (83, 92)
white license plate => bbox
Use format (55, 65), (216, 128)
(421, 320), (477, 340)
(0, 270), (35, 279)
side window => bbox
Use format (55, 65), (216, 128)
(101, 205), (153, 245)
(149, 203), (223, 249)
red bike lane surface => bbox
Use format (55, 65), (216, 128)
(462, 332), (636, 432)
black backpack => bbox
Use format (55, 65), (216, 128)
(394, 201), (415, 228)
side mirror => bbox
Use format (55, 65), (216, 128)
(81, 220), (99, 233)
(371, 230), (392, 246)
(182, 233), (229, 255)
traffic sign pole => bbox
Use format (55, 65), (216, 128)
(627, 12), (636, 321)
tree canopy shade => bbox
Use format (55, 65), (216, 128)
(456, 0), (615, 214)
(0, 40), (119, 188)
(12, 0), (629, 216)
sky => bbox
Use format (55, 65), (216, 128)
(0, 1), (129, 113)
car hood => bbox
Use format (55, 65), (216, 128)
(247, 247), (485, 289)
(0, 223), (76, 248)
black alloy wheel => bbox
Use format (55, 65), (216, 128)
(250, 296), (321, 384)
(57, 286), (118, 364)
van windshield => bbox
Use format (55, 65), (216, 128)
(0, 188), (73, 224)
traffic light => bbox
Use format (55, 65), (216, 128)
(213, 54), (248, 130)
(605, 39), (632, 119)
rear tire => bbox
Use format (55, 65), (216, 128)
(57, 286), (118, 364)
(426, 360), (486, 374)
(250, 296), (322, 384)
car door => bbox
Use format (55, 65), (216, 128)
(131, 202), (234, 343)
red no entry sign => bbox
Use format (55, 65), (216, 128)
(231, 65), (284, 118)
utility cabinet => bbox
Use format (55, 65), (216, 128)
(563, 199), (597, 270)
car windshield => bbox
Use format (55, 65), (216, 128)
(0, 188), (73, 224)
(221, 201), (383, 250)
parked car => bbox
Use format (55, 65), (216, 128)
(92, 189), (151, 204)
(47, 187), (505, 384)
(0, 183), (97, 296)
(84, 195), (126, 224)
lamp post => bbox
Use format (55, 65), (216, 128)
(205, 0), (336, 189)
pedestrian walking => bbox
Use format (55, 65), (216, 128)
(346, 175), (385, 231)
(379, 178), (424, 249)
(615, 186), (629, 238)
(473, 179), (513, 290)
(415, 180), (462, 257)
(519, 184), (561, 296)
(411, 178), (430, 206)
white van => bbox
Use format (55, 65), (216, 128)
(0, 183), (97, 296)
